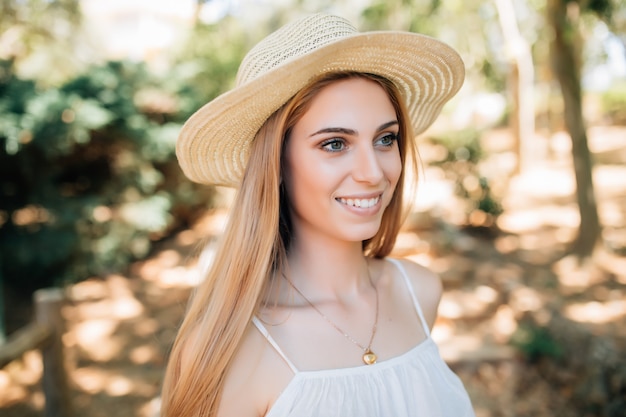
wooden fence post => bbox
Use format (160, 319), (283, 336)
(0, 270), (5, 345)
(34, 288), (73, 417)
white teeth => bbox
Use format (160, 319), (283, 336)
(338, 196), (380, 208)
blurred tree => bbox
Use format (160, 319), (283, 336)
(360, 0), (511, 108)
(0, 59), (213, 296)
(495, 0), (535, 174)
(192, 0), (213, 26)
(361, 0), (442, 33)
(590, 0), (626, 43)
(546, 0), (612, 259)
(0, 0), (86, 84)
(0, 265), (4, 342)
(171, 15), (249, 109)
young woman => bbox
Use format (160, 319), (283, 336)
(162, 13), (474, 417)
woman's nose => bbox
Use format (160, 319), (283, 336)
(351, 145), (384, 184)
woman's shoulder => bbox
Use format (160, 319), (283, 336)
(385, 257), (442, 291)
(382, 257), (443, 329)
(217, 320), (294, 417)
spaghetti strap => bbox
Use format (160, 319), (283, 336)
(252, 316), (299, 374)
(386, 258), (431, 337)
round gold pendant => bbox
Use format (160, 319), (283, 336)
(362, 350), (377, 365)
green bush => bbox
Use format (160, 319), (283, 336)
(510, 323), (564, 362)
(601, 80), (626, 124)
(427, 129), (503, 231)
(0, 59), (213, 293)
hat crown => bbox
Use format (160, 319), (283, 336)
(236, 14), (357, 86)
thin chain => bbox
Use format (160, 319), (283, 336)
(285, 269), (379, 354)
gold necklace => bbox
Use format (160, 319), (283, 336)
(286, 269), (379, 365)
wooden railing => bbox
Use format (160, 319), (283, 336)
(0, 288), (73, 417)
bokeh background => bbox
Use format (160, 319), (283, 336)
(1, 0), (625, 416)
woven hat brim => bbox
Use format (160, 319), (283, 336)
(176, 31), (465, 187)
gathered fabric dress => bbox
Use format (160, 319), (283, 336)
(252, 258), (475, 417)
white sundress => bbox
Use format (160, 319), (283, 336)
(252, 258), (476, 417)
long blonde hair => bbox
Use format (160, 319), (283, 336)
(161, 72), (417, 417)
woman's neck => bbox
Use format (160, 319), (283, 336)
(285, 236), (372, 300)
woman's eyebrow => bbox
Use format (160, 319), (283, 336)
(308, 120), (399, 138)
(309, 127), (356, 138)
(378, 120), (399, 131)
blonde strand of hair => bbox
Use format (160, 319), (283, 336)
(161, 111), (286, 417)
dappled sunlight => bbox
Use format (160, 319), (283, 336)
(439, 286), (499, 320)
(515, 228), (575, 251)
(129, 344), (160, 365)
(106, 375), (134, 396)
(406, 251), (434, 268)
(69, 275), (144, 320)
(10, 205), (53, 226)
(395, 232), (430, 256)
(432, 318), (454, 344)
(494, 234), (520, 254)
(71, 294), (143, 321)
(594, 165), (626, 197)
(157, 265), (204, 287)
(193, 208), (231, 236)
(73, 299), (118, 320)
(139, 397), (162, 417)
(509, 286), (544, 313)
(73, 366), (156, 397)
(153, 249), (182, 268)
(73, 319), (122, 362)
(492, 305), (518, 343)
(0, 351), (44, 408)
(506, 166), (576, 202)
(601, 201), (626, 227)
(594, 249), (626, 282)
(133, 318), (160, 338)
(0, 374), (30, 407)
(564, 300), (626, 324)
(134, 248), (204, 288)
(69, 279), (109, 302)
(4, 351), (42, 386)
(1, 267), (179, 416)
(175, 229), (198, 246)
(554, 255), (609, 292)
(412, 177), (456, 212)
(438, 335), (487, 362)
(111, 297), (144, 320)
(107, 274), (145, 319)
(497, 204), (579, 234)
(476, 286), (499, 304)
(138, 260), (197, 286)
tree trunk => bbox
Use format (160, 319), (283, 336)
(495, 0), (536, 174)
(192, 0), (204, 26)
(0, 267), (4, 344)
(547, 0), (601, 259)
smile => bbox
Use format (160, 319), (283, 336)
(337, 195), (381, 209)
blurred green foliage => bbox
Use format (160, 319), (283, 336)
(428, 129), (503, 231)
(0, 58), (214, 293)
(0, 0), (85, 85)
(172, 17), (248, 108)
(510, 323), (564, 362)
(0, 4), (251, 296)
(601, 80), (626, 124)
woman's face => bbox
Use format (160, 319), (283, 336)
(283, 77), (402, 244)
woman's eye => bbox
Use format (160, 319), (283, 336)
(321, 139), (345, 152)
(377, 133), (398, 147)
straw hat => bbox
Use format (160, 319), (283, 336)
(176, 13), (465, 187)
